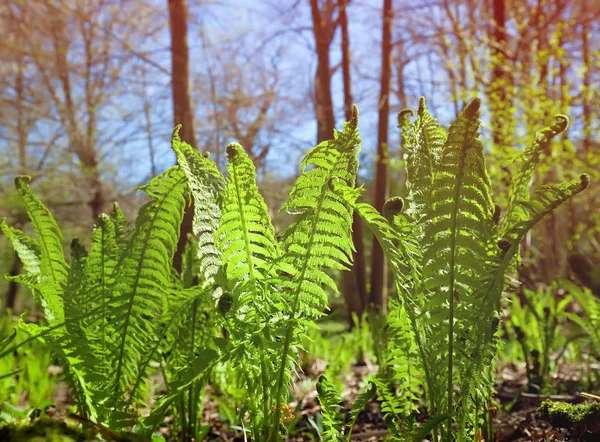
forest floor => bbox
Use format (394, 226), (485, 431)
(10, 358), (597, 441)
(196, 361), (592, 442)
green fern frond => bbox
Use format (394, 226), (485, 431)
(13, 176), (68, 324)
(107, 166), (188, 413)
(346, 381), (376, 441)
(316, 375), (344, 442)
(502, 174), (589, 246)
(172, 128), (225, 292)
(110, 203), (131, 252)
(501, 115), (569, 236)
(0, 221), (41, 275)
(278, 116), (360, 317)
(217, 143), (278, 291)
(419, 98), (495, 418)
(271, 107), (361, 438)
(401, 97), (447, 221)
(84, 214), (119, 340)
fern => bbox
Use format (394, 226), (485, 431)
(270, 107), (360, 438)
(10, 177), (68, 325)
(106, 166), (189, 415)
(317, 375), (376, 442)
(316, 375), (344, 441)
(172, 126), (224, 293)
(345, 98), (589, 440)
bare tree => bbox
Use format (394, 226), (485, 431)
(339, 0), (368, 323)
(309, 0), (337, 143)
(168, 0), (198, 273)
(369, 0), (393, 310)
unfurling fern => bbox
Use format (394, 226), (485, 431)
(348, 98), (588, 441)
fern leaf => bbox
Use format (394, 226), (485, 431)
(0, 220), (41, 275)
(13, 177), (68, 324)
(143, 349), (219, 432)
(402, 97), (447, 221)
(271, 107), (361, 436)
(420, 98), (495, 419)
(501, 115), (569, 236)
(316, 375), (344, 442)
(502, 174), (589, 246)
(217, 143), (278, 291)
(172, 128), (225, 291)
(346, 381), (376, 441)
(110, 203), (131, 252)
(107, 166), (188, 413)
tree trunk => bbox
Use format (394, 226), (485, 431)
(369, 0), (393, 311)
(488, 0), (515, 190)
(309, 0), (336, 143)
(339, 0), (368, 324)
(168, 0), (199, 273)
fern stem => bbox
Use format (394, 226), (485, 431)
(188, 298), (199, 439)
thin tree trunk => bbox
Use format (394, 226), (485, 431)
(339, 0), (368, 323)
(369, 0), (393, 311)
(488, 0), (514, 190)
(309, 0), (336, 143)
(168, 0), (199, 273)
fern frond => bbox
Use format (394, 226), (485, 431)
(418, 99), (495, 417)
(217, 143), (278, 292)
(502, 174), (589, 246)
(107, 166), (188, 414)
(110, 203), (131, 252)
(401, 97), (447, 221)
(278, 115), (360, 318)
(0, 220), (41, 275)
(501, 115), (569, 236)
(84, 214), (119, 343)
(316, 375), (344, 442)
(346, 381), (376, 441)
(13, 176), (68, 324)
(143, 349), (219, 432)
(271, 107), (361, 438)
(172, 128), (225, 292)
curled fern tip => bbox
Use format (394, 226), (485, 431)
(225, 143), (243, 160)
(351, 104), (359, 129)
(14, 175), (31, 187)
(171, 125), (182, 143)
(398, 108), (415, 127)
(418, 96), (427, 115)
(464, 98), (481, 119)
(554, 115), (569, 132)
(580, 173), (590, 189)
(383, 197), (404, 219)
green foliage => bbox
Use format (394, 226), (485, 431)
(562, 281), (600, 358)
(0, 98), (590, 442)
(170, 110), (361, 440)
(316, 375), (376, 442)
(0, 166), (221, 435)
(353, 97), (588, 441)
(504, 283), (572, 393)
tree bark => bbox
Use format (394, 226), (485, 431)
(369, 0), (393, 311)
(168, 0), (199, 273)
(309, 0), (336, 143)
(339, 0), (368, 323)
